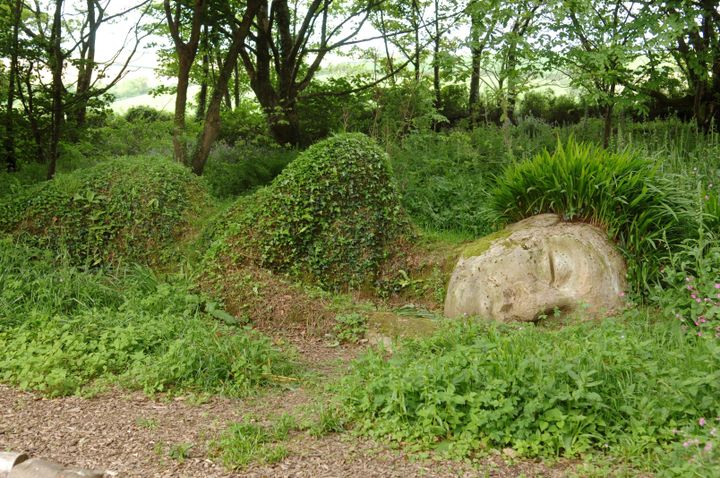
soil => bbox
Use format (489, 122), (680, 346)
(0, 334), (579, 478)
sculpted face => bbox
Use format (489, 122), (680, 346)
(444, 215), (626, 322)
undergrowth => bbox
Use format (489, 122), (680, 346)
(203, 141), (296, 199)
(0, 239), (296, 397)
(339, 313), (719, 473)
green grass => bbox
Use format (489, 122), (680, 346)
(211, 415), (297, 469)
(339, 312), (719, 473)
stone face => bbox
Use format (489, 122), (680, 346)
(444, 214), (626, 322)
(7, 458), (103, 478)
(0, 453), (28, 475)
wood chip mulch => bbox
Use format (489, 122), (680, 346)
(0, 382), (579, 478)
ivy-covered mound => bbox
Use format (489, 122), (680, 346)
(0, 157), (208, 266)
(210, 133), (408, 290)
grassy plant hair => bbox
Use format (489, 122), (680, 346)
(489, 138), (691, 293)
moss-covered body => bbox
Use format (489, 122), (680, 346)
(209, 133), (408, 290)
(0, 157), (208, 266)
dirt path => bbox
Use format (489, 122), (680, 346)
(0, 338), (576, 478)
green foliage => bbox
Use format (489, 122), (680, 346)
(0, 239), (296, 397)
(168, 442), (194, 463)
(203, 141), (296, 199)
(489, 139), (690, 291)
(111, 77), (152, 100)
(124, 105), (172, 123)
(218, 101), (272, 146)
(652, 226), (720, 340)
(307, 404), (348, 437)
(439, 84), (469, 125)
(333, 313), (368, 344)
(0, 157), (209, 266)
(371, 81), (446, 143)
(389, 132), (497, 237)
(83, 114), (176, 158)
(519, 90), (584, 126)
(211, 418), (295, 469)
(297, 77), (374, 144)
(212, 133), (408, 290)
(340, 313), (720, 468)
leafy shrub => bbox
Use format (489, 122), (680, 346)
(0, 157), (209, 266)
(210, 133), (408, 290)
(0, 163), (49, 198)
(297, 77), (374, 145)
(218, 101), (272, 146)
(203, 141), (296, 198)
(340, 314), (720, 466)
(489, 139), (690, 291)
(82, 113), (177, 159)
(519, 90), (583, 125)
(439, 84), (469, 125)
(0, 239), (295, 397)
(124, 105), (172, 123)
(371, 80), (444, 144)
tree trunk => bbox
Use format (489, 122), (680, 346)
(191, 0), (258, 174)
(216, 53), (233, 108)
(413, 0), (421, 81)
(173, 53), (193, 165)
(233, 61), (241, 108)
(379, 10), (395, 84)
(268, 107), (300, 146)
(47, 0), (64, 180)
(603, 103), (613, 149)
(17, 65), (45, 163)
(468, 6), (482, 122)
(432, 0), (441, 121)
(196, 24), (209, 121)
(74, 0), (97, 130)
(164, 0), (206, 166)
(3, 0), (21, 173)
(504, 42), (518, 125)
(191, 51), (237, 175)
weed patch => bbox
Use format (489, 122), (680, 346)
(0, 240), (296, 397)
(339, 313), (720, 472)
(211, 418), (295, 469)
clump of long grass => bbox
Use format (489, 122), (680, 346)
(489, 139), (691, 292)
